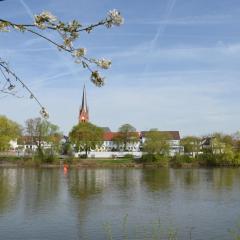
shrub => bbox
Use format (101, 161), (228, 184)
(123, 154), (134, 160)
(140, 153), (169, 166)
(172, 154), (193, 164)
(233, 153), (240, 166)
(35, 148), (57, 163)
(197, 153), (218, 166)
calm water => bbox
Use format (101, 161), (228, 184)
(0, 167), (240, 240)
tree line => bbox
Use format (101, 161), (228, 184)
(0, 116), (142, 161)
(0, 116), (170, 159)
(178, 133), (240, 166)
(1, 115), (240, 166)
(0, 115), (62, 162)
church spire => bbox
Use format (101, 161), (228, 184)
(79, 84), (89, 123)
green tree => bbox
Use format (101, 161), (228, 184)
(61, 141), (74, 156)
(69, 122), (104, 157)
(204, 133), (235, 165)
(114, 124), (139, 151)
(25, 117), (62, 158)
(0, 115), (21, 151)
(211, 133), (233, 153)
(143, 130), (170, 156)
(181, 136), (200, 158)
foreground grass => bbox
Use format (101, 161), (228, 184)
(101, 216), (240, 240)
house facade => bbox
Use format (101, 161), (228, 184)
(74, 130), (183, 158)
(140, 131), (183, 156)
(9, 136), (53, 155)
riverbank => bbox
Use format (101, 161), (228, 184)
(0, 158), (164, 168)
(0, 155), (239, 168)
(0, 156), (140, 168)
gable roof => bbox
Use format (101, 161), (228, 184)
(103, 132), (140, 141)
(103, 132), (119, 141)
(141, 131), (180, 140)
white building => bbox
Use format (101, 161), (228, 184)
(9, 136), (52, 154)
(140, 131), (183, 156)
(74, 131), (183, 158)
(75, 86), (183, 158)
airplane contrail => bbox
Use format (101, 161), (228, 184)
(143, 0), (177, 74)
(18, 0), (82, 88)
(20, 0), (35, 20)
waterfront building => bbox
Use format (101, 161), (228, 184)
(74, 86), (183, 158)
(9, 86), (183, 158)
(140, 131), (183, 156)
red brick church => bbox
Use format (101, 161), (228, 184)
(79, 85), (89, 123)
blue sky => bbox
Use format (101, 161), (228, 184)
(1, 0), (240, 136)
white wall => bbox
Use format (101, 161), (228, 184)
(9, 139), (18, 150)
(74, 151), (142, 159)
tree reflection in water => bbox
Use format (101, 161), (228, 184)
(142, 169), (171, 191)
(21, 168), (60, 214)
(0, 168), (21, 214)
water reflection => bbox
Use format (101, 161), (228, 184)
(212, 168), (240, 190)
(0, 167), (240, 240)
(0, 168), (21, 214)
(67, 169), (104, 199)
(142, 169), (170, 191)
(21, 168), (60, 214)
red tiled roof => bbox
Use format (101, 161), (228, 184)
(17, 136), (33, 144)
(141, 131), (180, 140)
(103, 132), (119, 141)
(103, 132), (141, 141)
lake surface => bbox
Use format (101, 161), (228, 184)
(0, 167), (240, 240)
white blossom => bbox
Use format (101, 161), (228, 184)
(96, 59), (111, 69)
(34, 11), (57, 29)
(107, 9), (124, 27)
(40, 107), (49, 119)
(73, 48), (86, 57)
(68, 20), (81, 33)
(63, 38), (73, 48)
(0, 21), (10, 32)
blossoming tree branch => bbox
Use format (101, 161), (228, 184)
(0, 10), (124, 118)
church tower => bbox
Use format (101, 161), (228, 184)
(79, 85), (89, 123)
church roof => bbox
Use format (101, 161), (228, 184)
(79, 84), (89, 123)
(80, 84), (88, 113)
